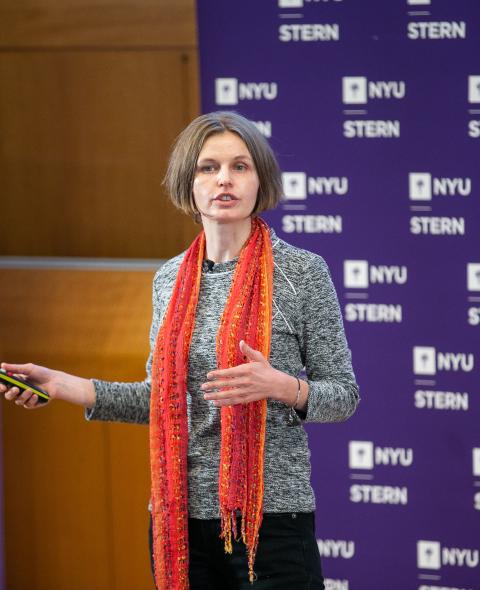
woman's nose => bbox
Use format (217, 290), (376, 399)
(217, 166), (232, 186)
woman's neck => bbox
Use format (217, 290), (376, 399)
(202, 217), (252, 263)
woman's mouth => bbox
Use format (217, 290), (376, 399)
(214, 193), (237, 202)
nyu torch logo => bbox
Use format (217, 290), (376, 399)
(343, 260), (407, 289)
(417, 540), (479, 570)
(409, 173), (472, 200)
(215, 78), (278, 106)
(469, 76), (480, 103)
(473, 448), (480, 477)
(349, 441), (413, 470)
(413, 347), (475, 375)
(342, 76), (406, 104)
(467, 264), (480, 291)
(282, 172), (348, 200)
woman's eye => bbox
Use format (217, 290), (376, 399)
(234, 163), (247, 171)
(200, 165), (215, 173)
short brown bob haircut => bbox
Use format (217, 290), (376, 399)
(163, 111), (283, 218)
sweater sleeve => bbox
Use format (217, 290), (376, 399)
(299, 255), (360, 423)
(84, 269), (164, 425)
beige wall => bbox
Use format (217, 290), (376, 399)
(0, 2), (199, 588)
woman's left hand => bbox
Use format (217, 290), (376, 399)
(201, 340), (296, 407)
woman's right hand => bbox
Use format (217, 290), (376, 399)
(1, 362), (96, 410)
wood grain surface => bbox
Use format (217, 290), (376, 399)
(0, 0), (200, 587)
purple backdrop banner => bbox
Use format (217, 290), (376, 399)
(197, 1), (480, 589)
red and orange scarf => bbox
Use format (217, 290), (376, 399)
(149, 217), (273, 589)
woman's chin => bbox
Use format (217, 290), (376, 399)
(200, 210), (252, 225)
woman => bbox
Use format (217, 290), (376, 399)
(2, 111), (359, 590)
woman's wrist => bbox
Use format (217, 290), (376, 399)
(293, 378), (308, 412)
(55, 372), (97, 409)
(274, 371), (308, 412)
(80, 377), (97, 409)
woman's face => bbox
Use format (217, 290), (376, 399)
(192, 131), (260, 224)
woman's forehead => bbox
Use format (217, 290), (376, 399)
(198, 131), (252, 160)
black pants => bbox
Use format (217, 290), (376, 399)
(149, 512), (325, 589)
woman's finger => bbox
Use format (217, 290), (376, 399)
(239, 340), (266, 363)
(203, 382), (249, 397)
(207, 365), (250, 380)
(1, 363), (35, 377)
(206, 386), (257, 402)
(5, 387), (20, 401)
(201, 377), (248, 392)
(24, 394), (39, 409)
(15, 388), (33, 405)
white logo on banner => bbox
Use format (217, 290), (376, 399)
(409, 173), (432, 200)
(469, 76), (480, 103)
(467, 264), (480, 292)
(282, 172), (307, 200)
(349, 441), (374, 469)
(409, 173), (472, 200)
(349, 444), (411, 505)
(418, 541), (442, 570)
(282, 173), (348, 199)
(317, 540), (355, 559)
(473, 448), (480, 477)
(343, 261), (405, 323)
(468, 265), (480, 325)
(342, 77), (403, 138)
(343, 77), (367, 104)
(407, 0), (430, 5)
(344, 260), (407, 288)
(279, 0), (303, 7)
(468, 76), (480, 137)
(417, 540), (480, 569)
(344, 261), (368, 288)
(214, 78), (278, 106)
(413, 347), (474, 375)
(414, 347), (436, 375)
(342, 77), (405, 104)
(215, 78), (238, 105)
(349, 441), (413, 469)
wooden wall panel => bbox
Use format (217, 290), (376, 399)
(0, 0), (196, 48)
(0, 49), (199, 259)
(1, 0), (200, 586)
(1, 268), (157, 590)
(3, 404), (113, 590)
(108, 424), (154, 590)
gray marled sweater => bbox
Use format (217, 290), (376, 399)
(87, 228), (359, 518)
